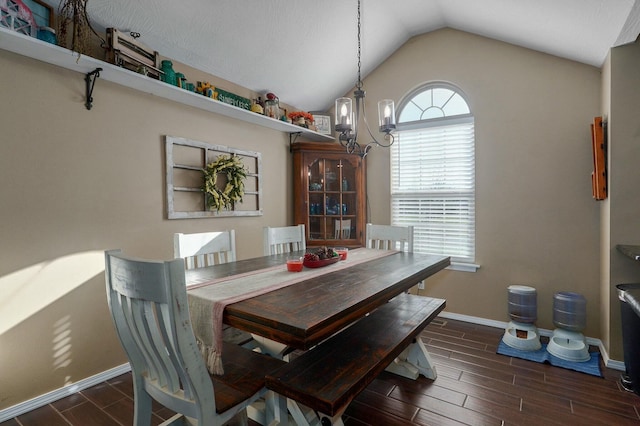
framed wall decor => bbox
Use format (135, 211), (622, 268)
(23, 0), (53, 27)
(311, 112), (332, 135)
(165, 136), (263, 219)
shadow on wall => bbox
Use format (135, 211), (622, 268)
(0, 251), (124, 409)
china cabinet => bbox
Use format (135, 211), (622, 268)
(292, 142), (366, 247)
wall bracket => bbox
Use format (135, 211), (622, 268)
(85, 68), (103, 110)
(289, 132), (302, 152)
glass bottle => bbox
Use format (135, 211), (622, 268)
(160, 60), (176, 86)
(264, 97), (280, 119)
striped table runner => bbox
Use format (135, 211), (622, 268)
(187, 248), (397, 374)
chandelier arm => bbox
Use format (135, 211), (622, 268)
(360, 100), (395, 148)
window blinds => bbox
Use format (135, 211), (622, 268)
(391, 120), (475, 263)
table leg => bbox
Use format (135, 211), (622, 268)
(252, 334), (290, 359)
(265, 391), (288, 425)
(385, 338), (437, 380)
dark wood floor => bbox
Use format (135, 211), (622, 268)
(3, 318), (639, 425)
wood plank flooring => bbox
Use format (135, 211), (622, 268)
(2, 317), (639, 425)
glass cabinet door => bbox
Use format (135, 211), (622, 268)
(307, 156), (358, 243)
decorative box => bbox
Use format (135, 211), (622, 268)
(106, 28), (162, 79)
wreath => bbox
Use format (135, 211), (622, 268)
(203, 154), (248, 211)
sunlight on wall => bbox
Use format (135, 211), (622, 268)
(52, 315), (73, 385)
(0, 251), (105, 335)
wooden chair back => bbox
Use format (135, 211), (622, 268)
(263, 224), (306, 255)
(365, 223), (414, 252)
(334, 219), (351, 239)
(174, 230), (236, 271)
(105, 250), (276, 425)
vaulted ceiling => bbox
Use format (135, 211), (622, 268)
(44, 0), (640, 111)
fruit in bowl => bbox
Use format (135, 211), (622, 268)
(303, 247), (341, 268)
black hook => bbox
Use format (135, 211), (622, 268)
(85, 67), (102, 110)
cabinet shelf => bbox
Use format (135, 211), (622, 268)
(0, 27), (334, 142)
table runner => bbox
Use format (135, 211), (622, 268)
(187, 248), (397, 374)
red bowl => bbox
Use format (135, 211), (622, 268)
(303, 256), (340, 268)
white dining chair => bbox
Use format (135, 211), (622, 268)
(104, 250), (285, 426)
(334, 219), (351, 239)
(174, 230), (236, 272)
(365, 223), (414, 252)
(263, 224), (306, 255)
(174, 230), (254, 347)
(366, 223), (418, 293)
(261, 224), (306, 359)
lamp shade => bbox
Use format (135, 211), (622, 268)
(335, 97), (353, 133)
(378, 99), (396, 133)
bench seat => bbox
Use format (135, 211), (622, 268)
(265, 293), (446, 419)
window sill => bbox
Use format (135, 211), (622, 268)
(447, 262), (480, 272)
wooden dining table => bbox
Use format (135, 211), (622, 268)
(185, 248), (450, 351)
(186, 248), (449, 425)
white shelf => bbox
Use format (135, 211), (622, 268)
(0, 27), (335, 142)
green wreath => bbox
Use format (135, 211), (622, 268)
(204, 154), (248, 211)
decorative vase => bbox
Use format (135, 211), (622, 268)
(160, 60), (177, 86)
(57, 0), (93, 54)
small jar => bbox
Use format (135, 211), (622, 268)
(175, 72), (186, 88)
(264, 98), (280, 119)
(160, 60), (176, 86)
(37, 27), (56, 44)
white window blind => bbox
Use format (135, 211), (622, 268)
(391, 119), (475, 263)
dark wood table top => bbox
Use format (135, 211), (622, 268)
(186, 250), (450, 350)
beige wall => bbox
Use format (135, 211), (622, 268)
(0, 49), (294, 409)
(359, 29), (603, 335)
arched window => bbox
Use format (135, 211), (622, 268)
(391, 83), (476, 267)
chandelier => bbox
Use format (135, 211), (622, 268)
(334, 0), (396, 158)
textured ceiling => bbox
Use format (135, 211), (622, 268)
(44, 0), (640, 112)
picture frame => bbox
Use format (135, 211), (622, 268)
(311, 112), (332, 135)
(23, 0), (54, 28)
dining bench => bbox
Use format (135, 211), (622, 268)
(265, 293), (446, 425)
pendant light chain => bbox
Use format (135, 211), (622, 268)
(356, 0), (363, 90)
(334, 0), (396, 158)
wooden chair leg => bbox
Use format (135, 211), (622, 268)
(132, 378), (153, 426)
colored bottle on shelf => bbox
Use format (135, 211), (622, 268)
(160, 60), (176, 86)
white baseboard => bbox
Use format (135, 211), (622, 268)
(0, 363), (131, 423)
(437, 311), (625, 371)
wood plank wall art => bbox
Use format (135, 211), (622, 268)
(591, 116), (607, 200)
(165, 136), (263, 219)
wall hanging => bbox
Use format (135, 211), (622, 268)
(165, 136), (262, 219)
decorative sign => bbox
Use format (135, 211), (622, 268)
(216, 88), (251, 110)
(312, 113), (332, 135)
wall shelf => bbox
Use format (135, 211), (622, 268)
(0, 27), (335, 142)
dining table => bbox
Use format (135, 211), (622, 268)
(185, 248), (449, 425)
(185, 248), (450, 373)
